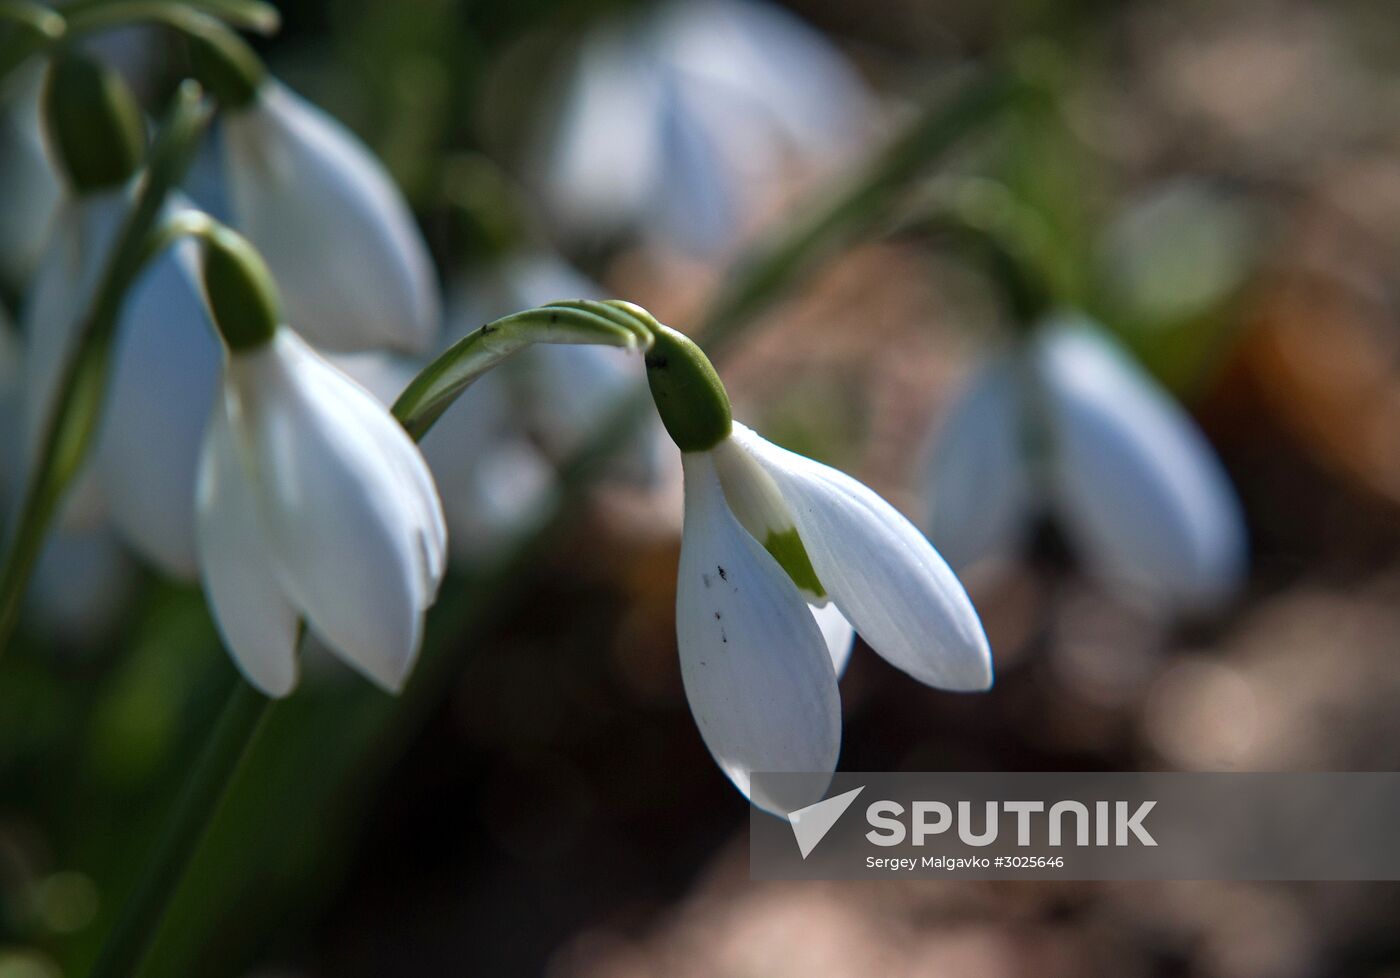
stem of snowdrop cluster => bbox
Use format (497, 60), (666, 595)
(103, 70), (1023, 977)
(0, 83), (211, 657)
(86, 677), (272, 978)
(393, 299), (657, 440)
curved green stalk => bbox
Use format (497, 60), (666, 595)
(61, 0), (279, 36)
(392, 299), (655, 441)
(0, 0), (64, 38)
(0, 82), (211, 657)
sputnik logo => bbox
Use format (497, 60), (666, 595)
(787, 786), (865, 858)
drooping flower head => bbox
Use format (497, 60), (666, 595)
(644, 323), (992, 814)
(204, 39), (439, 354)
(535, 0), (871, 255)
(925, 314), (1248, 613)
(194, 227), (447, 696)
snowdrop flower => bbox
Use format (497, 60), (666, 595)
(194, 229), (447, 696)
(925, 315), (1247, 612)
(536, 0), (869, 255)
(218, 75), (439, 353)
(645, 324), (991, 814)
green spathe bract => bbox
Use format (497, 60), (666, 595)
(44, 54), (144, 193)
(201, 226), (280, 350)
(644, 324), (732, 453)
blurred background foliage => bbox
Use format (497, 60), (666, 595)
(2, 0), (1400, 976)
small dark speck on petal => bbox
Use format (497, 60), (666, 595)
(717, 565), (728, 581)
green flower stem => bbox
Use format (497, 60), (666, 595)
(392, 299), (655, 441)
(86, 676), (272, 978)
(699, 69), (1021, 346)
(0, 82), (211, 658)
(61, 0), (281, 36)
(0, 0), (65, 39)
(102, 70), (1018, 978)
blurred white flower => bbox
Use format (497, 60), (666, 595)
(925, 316), (1247, 612)
(196, 327), (447, 697)
(220, 81), (439, 354)
(94, 233), (221, 578)
(678, 422), (991, 813)
(20, 187), (223, 578)
(536, 0), (870, 255)
(0, 65), (61, 287)
(20, 189), (128, 530)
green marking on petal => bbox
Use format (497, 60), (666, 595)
(763, 527), (826, 600)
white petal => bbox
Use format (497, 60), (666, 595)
(230, 329), (446, 691)
(96, 235), (220, 579)
(1035, 319), (1247, 611)
(677, 452), (841, 815)
(811, 599), (856, 678)
(196, 389), (300, 697)
(731, 424), (993, 692)
(651, 76), (736, 254)
(222, 82), (439, 354)
(922, 354), (1035, 571)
